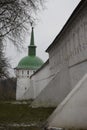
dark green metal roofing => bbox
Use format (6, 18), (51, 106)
(17, 56), (44, 70)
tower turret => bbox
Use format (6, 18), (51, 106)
(15, 26), (44, 100)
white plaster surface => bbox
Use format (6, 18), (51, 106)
(16, 77), (30, 100)
(48, 2), (87, 77)
(22, 80), (34, 100)
(16, 69), (34, 100)
(69, 61), (87, 88)
(31, 61), (54, 99)
(47, 74), (87, 129)
(31, 65), (71, 107)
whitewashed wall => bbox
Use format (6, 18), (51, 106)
(16, 69), (34, 100)
(47, 74), (87, 129)
(16, 77), (30, 100)
(31, 60), (54, 98)
(69, 61), (87, 88)
(22, 79), (34, 100)
(49, 4), (87, 87)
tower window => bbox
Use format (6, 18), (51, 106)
(17, 70), (19, 76)
(27, 71), (29, 75)
(17, 70), (19, 77)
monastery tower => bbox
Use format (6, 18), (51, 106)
(15, 27), (44, 100)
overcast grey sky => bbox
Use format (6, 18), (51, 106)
(6, 0), (81, 74)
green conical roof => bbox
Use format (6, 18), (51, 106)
(16, 27), (44, 70)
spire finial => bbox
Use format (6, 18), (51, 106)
(30, 22), (34, 29)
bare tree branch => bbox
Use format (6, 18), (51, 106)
(0, 0), (45, 78)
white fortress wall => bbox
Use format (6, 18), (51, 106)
(69, 61), (87, 88)
(31, 1), (87, 107)
(49, 3), (87, 88)
(31, 60), (54, 99)
(47, 74), (87, 129)
(31, 64), (71, 107)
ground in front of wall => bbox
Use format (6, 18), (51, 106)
(0, 100), (55, 130)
